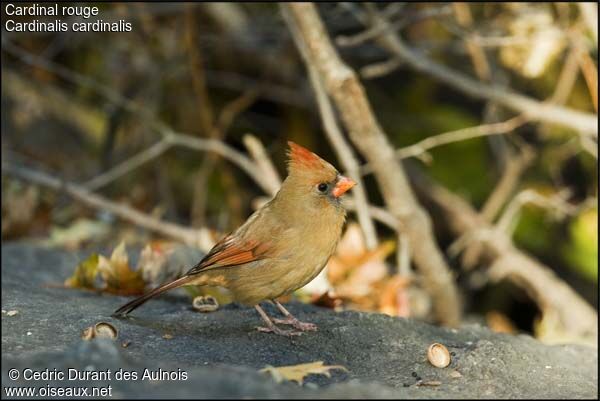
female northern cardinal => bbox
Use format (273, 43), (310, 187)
(113, 141), (356, 336)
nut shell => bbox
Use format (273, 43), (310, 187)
(427, 343), (451, 368)
(193, 295), (219, 312)
(82, 322), (118, 340)
(94, 322), (118, 339)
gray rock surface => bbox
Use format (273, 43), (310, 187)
(2, 243), (597, 398)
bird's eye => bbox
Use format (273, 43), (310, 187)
(317, 183), (328, 193)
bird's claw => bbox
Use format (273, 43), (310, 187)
(256, 325), (303, 337)
(272, 317), (318, 332)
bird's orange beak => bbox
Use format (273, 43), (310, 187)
(332, 175), (356, 198)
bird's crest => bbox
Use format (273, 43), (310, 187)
(287, 141), (329, 173)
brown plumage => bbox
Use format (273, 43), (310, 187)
(113, 141), (355, 336)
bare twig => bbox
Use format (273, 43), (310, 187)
(283, 3), (462, 326)
(364, 10), (598, 137)
(576, 46), (598, 112)
(242, 134), (281, 196)
(343, 198), (398, 231)
(167, 132), (275, 195)
(84, 137), (174, 191)
(336, 4), (453, 48)
(286, 5), (378, 250)
(480, 144), (535, 222)
(361, 115), (529, 175)
(2, 161), (215, 251)
(397, 233), (412, 277)
(360, 58), (403, 79)
(411, 169), (597, 345)
(200, 2), (248, 37)
(306, 66), (379, 250)
(184, 7), (215, 137)
(495, 188), (578, 236)
(2, 40), (275, 190)
(550, 46), (580, 106)
(578, 3), (598, 46)
(452, 2), (491, 81)
(215, 90), (259, 135)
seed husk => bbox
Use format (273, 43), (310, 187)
(193, 295), (219, 312)
(427, 343), (451, 368)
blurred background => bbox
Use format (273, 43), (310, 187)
(1, 3), (597, 345)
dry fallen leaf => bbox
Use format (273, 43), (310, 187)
(260, 361), (347, 385)
(64, 253), (99, 290)
(97, 242), (146, 296)
(163, 334), (173, 340)
(310, 290), (342, 310)
(137, 242), (175, 287)
(377, 275), (411, 317)
(486, 310), (517, 334)
(331, 239), (395, 309)
(327, 223), (369, 284)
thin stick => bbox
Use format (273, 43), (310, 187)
(242, 134), (281, 196)
(411, 169), (597, 345)
(2, 161), (215, 251)
(480, 145), (535, 222)
(84, 137), (174, 191)
(365, 9), (598, 137)
(286, 10), (379, 250)
(361, 115), (529, 175)
(306, 67), (379, 250)
(283, 3), (462, 326)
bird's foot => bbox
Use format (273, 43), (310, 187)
(272, 316), (318, 332)
(256, 325), (303, 337)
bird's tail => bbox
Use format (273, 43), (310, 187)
(112, 275), (194, 317)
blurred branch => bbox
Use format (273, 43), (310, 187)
(242, 134), (281, 196)
(480, 143), (535, 222)
(361, 115), (529, 175)
(306, 65), (379, 250)
(363, 8), (598, 137)
(84, 137), (174, 191)
(576, 45), (598, 113)
(2, 39), (278, 194)
(283, 3), (462, 326)
(550, 46), (580, 105)
(288, 2), (380, 250)
(578, 3), (598, 46)
(336, 4), (453, 48)
(397, 233), (411, 277)
(215, 90), (259, 135)
(452, 2), (491, 82)
(2, 68), (106, 144)
(411, 169), (598, 345)
(184, 7), (215, 137)
(360, 57), (403, 79)
(494, 188), (579, 236)
(2, 161), (215, 251)
(200, 2), (248, 36)
(167, 132), (273, 195)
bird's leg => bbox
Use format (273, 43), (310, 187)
(270, 300), (318, 332)
(254, 305), (302, 337)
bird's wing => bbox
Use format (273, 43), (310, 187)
(185, 209), (277, 276)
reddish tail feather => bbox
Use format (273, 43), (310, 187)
(112, 275), (193, 317)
